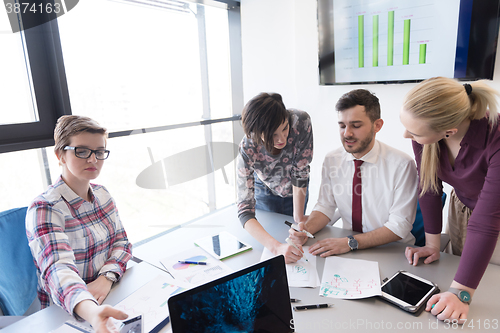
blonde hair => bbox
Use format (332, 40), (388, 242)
(54, 115), (107, 155)
(403, 77), (499, 195)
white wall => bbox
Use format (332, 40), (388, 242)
(240, 0), (500, 229)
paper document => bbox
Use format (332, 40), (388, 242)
(320, 257), (381, 299)
(160, 246), (233, 286)
(260, 246), (320, 288)
(113, 275), (190, 333)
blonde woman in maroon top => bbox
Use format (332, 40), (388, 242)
(400, 77), (500, 324)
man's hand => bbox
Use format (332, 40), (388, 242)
(308, 237), (351, 257)
(87, 275), (113, 305)
(288, 222), (309, 245)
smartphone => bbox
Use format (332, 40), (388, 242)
(119, 315), (143, 333)
(380, 270), (439, 315)
(194, 231), (252, 260)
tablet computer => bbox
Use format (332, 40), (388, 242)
(119, 314), (143, 333)
(380, 270), (439, 315)
(194, 231), (252, 260)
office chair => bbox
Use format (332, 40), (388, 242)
(0, 207), (38, 318)
(411, 192), (449, 251)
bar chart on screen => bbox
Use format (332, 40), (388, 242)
(332, 0), (460, 83)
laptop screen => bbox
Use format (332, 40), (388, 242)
(168, 255), (294, 333)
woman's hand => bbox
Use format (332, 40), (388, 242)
(426, 292), (469, 323)
(75, 301), (128, 333)
(405, 245), (440, 266)
(87, 275), (113, 305)
(275, 242), (304, 264)
(89, 305), (129, 333)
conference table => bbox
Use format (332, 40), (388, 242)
(4, 205), (500, 332)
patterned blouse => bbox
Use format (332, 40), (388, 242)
(237, 109), (313, 225)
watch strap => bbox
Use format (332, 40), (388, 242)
(448, 288), (471, 305)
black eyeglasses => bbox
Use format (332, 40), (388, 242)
(64, 146), (110, 160)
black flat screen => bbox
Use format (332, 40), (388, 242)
(168, 256), (293, 333)
(382, 273), (434, 306)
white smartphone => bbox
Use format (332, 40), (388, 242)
(380, 270), (439, 315)
(119, 314), (143, 333)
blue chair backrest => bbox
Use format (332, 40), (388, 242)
(0, 207), (38, 316)
(411, 193), (447, 247)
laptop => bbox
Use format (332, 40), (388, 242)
(168, 255), (294, 333)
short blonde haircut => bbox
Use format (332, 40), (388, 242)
(403, 77), (499, 195)
(54, 115), (107, 155)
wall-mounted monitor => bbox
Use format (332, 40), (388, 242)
(318, 0), (500, 85)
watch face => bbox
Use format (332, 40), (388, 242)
(348, 237), (358, 250)
(106, 272), (117, 282)
(458, 290), (471, 303)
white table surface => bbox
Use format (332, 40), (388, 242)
(4, 205), (500, 332)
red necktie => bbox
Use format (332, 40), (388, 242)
(352, 159), (364, 233)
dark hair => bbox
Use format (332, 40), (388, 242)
(241, 92), (289, 152)
(335, 89), (381, 122)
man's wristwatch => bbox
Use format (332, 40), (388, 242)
(448, 288), (472, 305)
(347, 235), (358, 251)
(102, 271), (118, 283)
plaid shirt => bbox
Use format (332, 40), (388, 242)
(26, 177), (132, 316)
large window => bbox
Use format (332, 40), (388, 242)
(0, 0), (243, 244)
(0, 18), (37, 125)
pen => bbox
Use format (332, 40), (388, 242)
(285, 237), (308, 262)
(290, 298), (301, 303)
(178, 260), (207, 265)
(293, 304), (334, 311)
(285, 221), (315, 238)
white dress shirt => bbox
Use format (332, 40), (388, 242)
(313, 140), (418, 244)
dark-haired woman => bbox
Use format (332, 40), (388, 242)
(236, 93), (313, 263)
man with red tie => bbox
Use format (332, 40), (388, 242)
(289, 89), (418, 257)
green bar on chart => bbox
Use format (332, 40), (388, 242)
(387, 11), (394, 66)
(403, 19), (410, 65)
(358, 15), (364, 68)
(373, 15), (379, 67)
(419, 44), (427, 64)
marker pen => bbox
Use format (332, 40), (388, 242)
(178, 261), (207, 265)
(285, 221), (315, 238)
(293, 304), (334, 311)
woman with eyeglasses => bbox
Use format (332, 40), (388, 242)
(237, 92), (313, 263)
(26, 115), (132, 333)
(400, 77), (500, 324)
